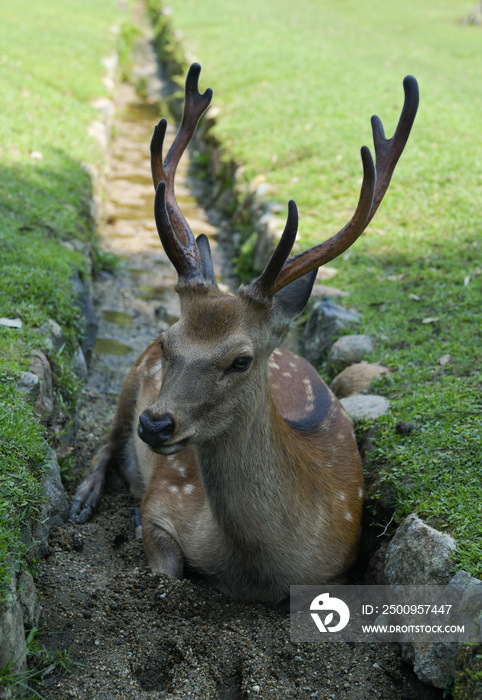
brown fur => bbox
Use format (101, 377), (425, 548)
(73, 290), (363, 603)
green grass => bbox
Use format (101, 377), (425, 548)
(0, 0), (123, 652)
(149, 0), (481, 577)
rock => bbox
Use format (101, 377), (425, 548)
(18, 570), (40, 629)
(72, 272), (98, 365)
(395, 421), (418, 435)
(331, 361), (390, 398)
(326, 334), (374, 372)
(401, 571), (482, 689)
(0, 564), (27, 676)
(301, 301), (362, 364)
(364, 541), (388, 585)
(401, 640), (459, 689)
(310, 284), (349, 299)
(340, 394), (390, 421)
(29, 350), (54, 421)
(15, 350), (54, 423)
(385, 513), (456, 586)
(39, 319), (66, 355)
(71, 345), (88, 381)
(31, 449), (68, 559)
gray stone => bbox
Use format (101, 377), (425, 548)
(301, 300), (362, 364)
(31, 450), (68, 558)
(17, 570), (39, 629)
(340, 394), (390, 421)
(39, 319), (66, 354)
(400, 571), (481, 688)
(15, 350), (54, 423)
(401, 641), (459, 689)
(331, 361), (390, 398)
(0, 565), (27, 675)
(71, 345), (88, 381)
(29, 350), (54, 421)
(326, 333), (374, 371)
(385, 514), (456, 585)
(72, 272), (98, 366)
(16, 371), (39, 400)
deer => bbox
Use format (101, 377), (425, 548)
(70, 64), (419, 604)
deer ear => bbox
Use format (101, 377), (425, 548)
(273, 268), (317, 325)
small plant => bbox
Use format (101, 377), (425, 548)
(0, 627), (78, 699)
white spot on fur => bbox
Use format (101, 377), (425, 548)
(289, 362), (297, 369)
(336, 491), (346, 501)
(183, 483), (195, 495)
(344, 511), (353, 522)
(358, 487), (364, 499)
(177, 465), (186, 477)
(303, 378), (314, 404)
(303, 377), (315, 401)
(273, 349), (282, 356)
(167, 455), (175, 461)
(169, 485), (179, 494)
(269, 361), (280, 370)
(282, 371), (292, 378)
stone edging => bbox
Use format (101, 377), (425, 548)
(0, 53), (117, 686)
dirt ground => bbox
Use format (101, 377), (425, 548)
(35, 27), (443, 700)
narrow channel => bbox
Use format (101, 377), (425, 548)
(36, 19), (441, 700)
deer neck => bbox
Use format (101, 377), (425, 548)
(194, 381), (304, 545)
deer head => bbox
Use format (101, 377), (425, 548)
(137, 64), (419, 454)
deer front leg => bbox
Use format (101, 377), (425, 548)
(142, 515), (184, 579)
(69, 359), (146, 523)
(69, 440), (114, 523)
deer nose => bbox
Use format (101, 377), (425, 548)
(138, 411), (175, 448)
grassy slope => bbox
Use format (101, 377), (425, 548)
(0, 0), (122, 601)
(155, 0), (481, 576)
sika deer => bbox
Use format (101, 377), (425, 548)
(70, 65), (419, 603)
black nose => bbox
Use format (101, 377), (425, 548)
(138, 411), (175, 448)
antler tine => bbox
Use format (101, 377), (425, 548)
(242, 200), (300, 304)
(367, 75), (419, 225)
(151, 63), (213, 193)
(150, 64), (214, 287)
(154, 181), (205, 286)
(243, 145), (376, 301)
(150, 63), (212, 253)
(260, 76), (418, 296)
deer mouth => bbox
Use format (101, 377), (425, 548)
(149, 435), (194, 455)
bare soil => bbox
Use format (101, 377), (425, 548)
(35, 26), (442, 700)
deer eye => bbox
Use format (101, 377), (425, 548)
(229, 356), (252, 372)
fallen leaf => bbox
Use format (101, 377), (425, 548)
(422, 317), (440, 324)
(438, 354), (451, 366)
(409, 293), (421, 301)
(0, 317), (22, 329)
(387, 273), (405, 281)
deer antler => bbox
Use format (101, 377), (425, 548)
(151, 63), (214, 287)
(244, 75), (419, 302)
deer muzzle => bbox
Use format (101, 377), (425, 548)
(138, 410), (176, 449)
